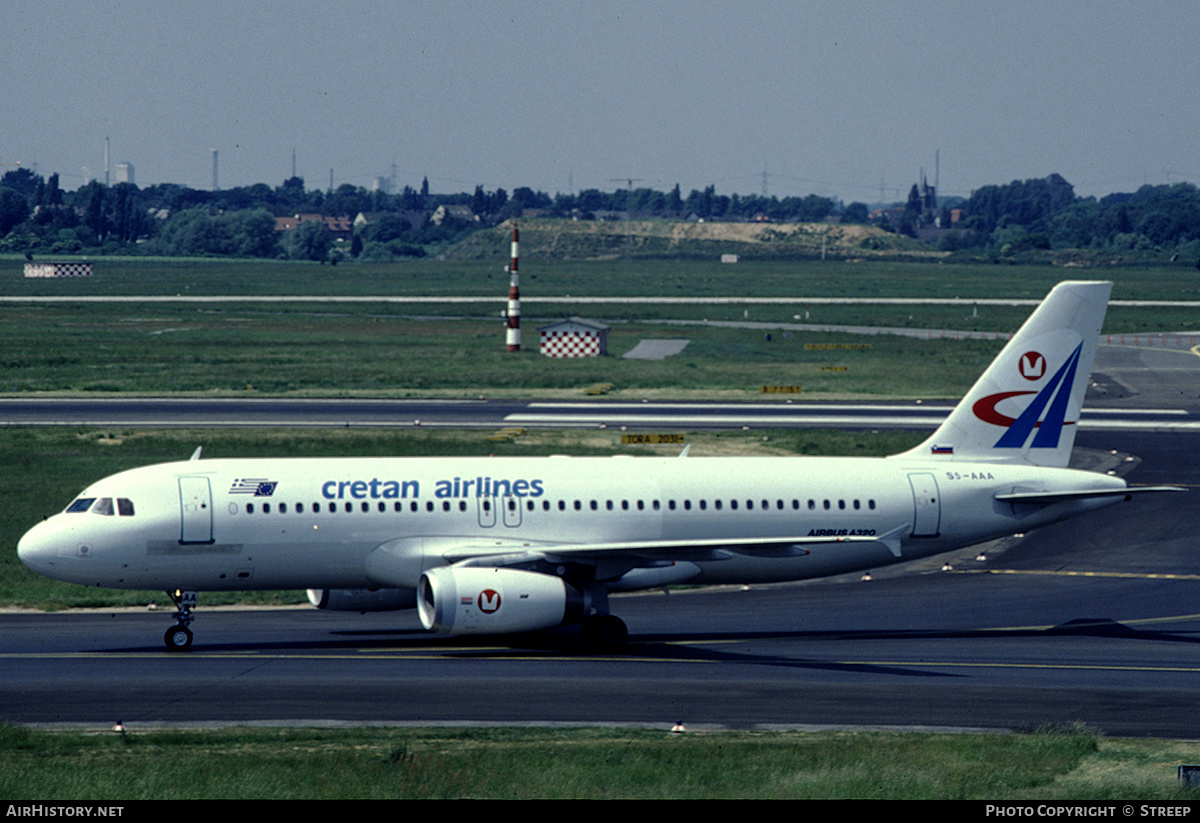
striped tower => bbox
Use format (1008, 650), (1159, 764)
(506, 224), (521, 352)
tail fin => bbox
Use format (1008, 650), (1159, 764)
(894, 280), (1112, 467)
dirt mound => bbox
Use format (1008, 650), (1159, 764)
(445, 218), (935, 260)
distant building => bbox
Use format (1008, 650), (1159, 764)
(430, 204), (475, 225)
(538, 318), (610, 358)
(273, 213), (353, 242)
(25, 261), (93, 278)
(115, 163), (135, 185)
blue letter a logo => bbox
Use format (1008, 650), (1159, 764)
(993, 343), (1082, 450)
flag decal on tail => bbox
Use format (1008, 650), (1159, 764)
(974, 342), (1082, 450)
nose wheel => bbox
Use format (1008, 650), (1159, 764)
(164, 623), (193, 651)
(164, 589), (198, 652)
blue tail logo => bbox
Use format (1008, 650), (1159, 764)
(972, 342), (1082, 450)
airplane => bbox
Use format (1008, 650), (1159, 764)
(16, 280), (1182, 652)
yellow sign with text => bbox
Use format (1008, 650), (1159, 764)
(621, 433), (687, 445)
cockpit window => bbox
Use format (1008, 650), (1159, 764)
(117, 498), (135, 517)
(91, 498), (114, 516)
(66, 498), (96, 513)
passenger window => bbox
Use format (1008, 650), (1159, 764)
(246, 503), (255, 514)
(279, 502), (287, 514)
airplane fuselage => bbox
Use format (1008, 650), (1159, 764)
(18, 454), (1127, 594)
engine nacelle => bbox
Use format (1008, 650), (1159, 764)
(306, 588), (417, 612)
(418, 567), (583, 636)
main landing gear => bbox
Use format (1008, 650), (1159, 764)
(581, 614), (628, 651)
(164, 589), (198, 652)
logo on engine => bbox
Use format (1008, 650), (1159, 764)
(477, 589), (501, 614)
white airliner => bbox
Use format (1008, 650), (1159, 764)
(17, 281), (1181, 651)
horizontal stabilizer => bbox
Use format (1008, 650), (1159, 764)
(995, 485), (1185, 505)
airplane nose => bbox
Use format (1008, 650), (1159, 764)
(18, 519), (60, 574)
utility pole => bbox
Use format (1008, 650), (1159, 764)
(609, 177), (642, 262)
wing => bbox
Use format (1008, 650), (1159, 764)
(441, 525), (911, 569)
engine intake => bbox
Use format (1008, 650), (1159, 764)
(418, 567), (583, 636)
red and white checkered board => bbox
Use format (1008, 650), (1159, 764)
(540, 331), (601, 358)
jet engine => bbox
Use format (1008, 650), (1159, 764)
(306, 588), (417, 612)
(417, 567), (584, 636)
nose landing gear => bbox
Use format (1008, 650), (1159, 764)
(164, 589), (198, 652)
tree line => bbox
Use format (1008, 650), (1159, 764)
(1, 165), (1198, 262)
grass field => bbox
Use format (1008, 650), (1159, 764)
(2, 256), (1196, 399)
(4, 724), (1200, 800)
(5, 254), (1200, 301)
(4, 255), (1197, 799)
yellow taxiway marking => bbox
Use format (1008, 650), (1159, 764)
(961, 568), (1200, 582)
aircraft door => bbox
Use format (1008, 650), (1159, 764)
(907, 472), (941, 537)
(179, 476), (214, 544)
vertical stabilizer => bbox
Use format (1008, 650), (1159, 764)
(894, 281), (1112, 467)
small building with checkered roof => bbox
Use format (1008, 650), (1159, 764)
(537, 318), (610, 358)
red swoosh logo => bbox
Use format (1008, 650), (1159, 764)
(973, 391), (1035, 427)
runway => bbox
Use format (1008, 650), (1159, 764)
(2, 426), (1196, 737)
(2, 340), (1197, 736)
(1, 342), (1196, 430)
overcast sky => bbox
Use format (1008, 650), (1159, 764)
(4, 0), (1197, 202)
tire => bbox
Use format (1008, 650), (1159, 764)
(164, 624), (193, 652)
